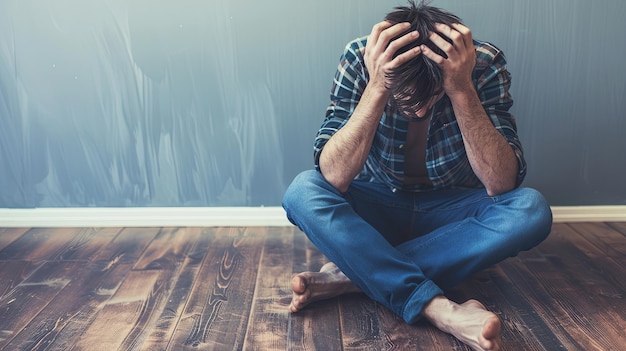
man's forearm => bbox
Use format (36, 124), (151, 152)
(319, 87), (389, 193)
(450, 88), (518, 196)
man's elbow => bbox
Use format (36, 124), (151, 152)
(485, 179), (517, 197)
(322, 172), (351, 194)
(319, 157), (353, 193)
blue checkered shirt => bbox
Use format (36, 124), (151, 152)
(314, 36), (526, 192)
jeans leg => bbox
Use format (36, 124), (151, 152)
(282, 171), (552, 324)
(282, 170), (443, 324)
(396, 187), (553, 291)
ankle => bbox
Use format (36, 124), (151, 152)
(421, 295), (456, 327)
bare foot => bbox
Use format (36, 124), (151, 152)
(289, 262), (361, 313)
(421, 296), (502, 351)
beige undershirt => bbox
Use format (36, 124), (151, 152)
(403, 118), (433, 186)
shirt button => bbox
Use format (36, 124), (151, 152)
(392, 188), (398, 193)
(399, 144), (404, 149)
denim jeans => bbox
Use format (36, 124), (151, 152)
(282, 170), (552, 324)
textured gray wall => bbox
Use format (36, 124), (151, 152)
(1, 0), (625, 208)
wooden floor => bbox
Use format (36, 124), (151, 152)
(0, 223), (625, 351)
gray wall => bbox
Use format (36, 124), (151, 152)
(1, 0), (625, 208)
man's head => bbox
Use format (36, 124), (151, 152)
(384, 0), (463, 118)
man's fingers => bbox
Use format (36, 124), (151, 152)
(391, 44), (422, 68)
(366, 21), (420, 71)
(368, 21), (394, 48)
(420, 43), (446, 65)
(378, 22), (411, 44)
(373, 22), (411, 52)
(428, 31), (454, 58)
(451, 23), (472, 47)
(386, 30), (419, 56)
(434, 23), (472, 50)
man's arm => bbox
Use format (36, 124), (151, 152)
(446, 88), (519, 195)
(319, 21), (422, 193)
(319, 86), (388, 193)
(421, 23), (518, 196)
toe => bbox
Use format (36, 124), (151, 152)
(291, 274), (307, 294)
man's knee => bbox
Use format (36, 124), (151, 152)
(282, 170), (333, 222)
(283, 171), (312, 218)
(517, 188), (552, 224)
(508, 187), (553, 245)
(283, 170), (321, 206)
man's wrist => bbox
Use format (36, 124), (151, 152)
(446, 81), (476, 99)
(362, 83), (391, 109)
(446, 83), (480, 108)
(365, 78), (391, 97)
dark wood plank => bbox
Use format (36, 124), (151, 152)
(0, 260), (41, 300)
(91, 227), (161, 266)
(193, 227), (263, 350)
(0, 228), (83, 262)
(493, 256), (586, 350)
(58, 227), (123, 262)
(7, 227), (163, 351)
(167, 228), (230, 350)
(0, 261), (74, 349)
(73, 270), (161, 350)
(167, 227), (263, 350)
(0, 228), (29, 251)
(338, 294), (384, 351)
(521, 223), (626, 350)
(287, 227), (343, 351)
(569, 222), (626, 260)
(607, 221), (626, 238)
(376, 300), (447, 351)
(119, 227), (205, 350)
(0, 223), (623, 351)
(132, 227), (201, 271)
(2, 262), (135, 351)
(481, 262), (564, 351)
(241, 227), (292, 350)
(137, 227), (216, 351)
(550, 223), (626, 298)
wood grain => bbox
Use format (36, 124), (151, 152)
(167, 227), (264, 350)
(338, 294), (384, 351)
(287, 227), (343, 351)
(139, 227), (216, 351)
(0, 228), (83, 262)
(0, 224), (624, 350)
(3, 262), (135, 351)
(0, 261), (74, 349)
(0, 260), (40, 300)
(73, 270), (161, 351)
(0, 228), (30, 251)
(197, 227), (262, 350)
(242, 227), (292, 350)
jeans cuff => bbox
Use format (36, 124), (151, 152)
(401, 280), (444, 324)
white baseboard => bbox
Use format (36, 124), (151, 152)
(0, 207), (292, 228)
(549, 206), (626, 223)
(0, 206), (624, 228)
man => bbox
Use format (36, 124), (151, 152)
(282, 1), (552, 350)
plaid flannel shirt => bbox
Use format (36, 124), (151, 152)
(314, 36), (526, 193)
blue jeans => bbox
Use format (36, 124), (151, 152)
(282, 170), (552, 324)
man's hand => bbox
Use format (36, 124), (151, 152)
(318, 21), (421, 192)
(364, 21), (422, 93)
(421, 23), (518, 195)
(420, 23), (476, 97)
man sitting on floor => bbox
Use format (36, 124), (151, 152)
(282, 1), (552, 350)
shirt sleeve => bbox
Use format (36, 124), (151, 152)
(313, 38), (368, 170)
(474, 43), (528, 187)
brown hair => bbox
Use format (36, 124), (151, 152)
(384, 0), (463, 114)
